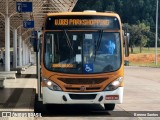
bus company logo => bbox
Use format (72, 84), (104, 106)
(80, 86), (86, 91)
(2, 112), (11, 117)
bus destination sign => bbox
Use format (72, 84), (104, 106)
(54, 19), (110, 26)
(45, 16), (120, 30)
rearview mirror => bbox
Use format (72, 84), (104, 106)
(122, 27), (129, 57)
(124, 36), (129, 57)
(32, 38), (39, 52)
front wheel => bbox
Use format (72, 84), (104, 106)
(104, 104), (115, 111)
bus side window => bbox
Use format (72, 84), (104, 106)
(45, 34), (54, 68)
(45, 38), (50, 68)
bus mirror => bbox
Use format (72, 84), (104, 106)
(124, 36), (129, 57)
(33, 38), (39, 52)
(122, 27), (129, 57)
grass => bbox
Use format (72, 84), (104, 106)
(127, 47), (160, 68)
(130, 47), (160, 54)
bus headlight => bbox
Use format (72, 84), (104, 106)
(104, 77), (123, 91)
(43, 78), (62, 91)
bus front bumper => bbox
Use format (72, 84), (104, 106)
(42, 87), (123, 104)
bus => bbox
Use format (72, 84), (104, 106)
(35, 11), (129, 111)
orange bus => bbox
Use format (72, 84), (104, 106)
(35, 11), (129, 111)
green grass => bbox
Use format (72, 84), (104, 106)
(130, 47), (160, 54)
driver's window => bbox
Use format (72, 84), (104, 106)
(100, 33), (116, 55)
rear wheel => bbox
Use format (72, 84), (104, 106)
(104, 104), (115, 111)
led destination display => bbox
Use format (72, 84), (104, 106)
(45, 15), (120, 30)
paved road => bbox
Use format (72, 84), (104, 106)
(34, 66), (160, 120)
(1, 66), (160, 119)
(120, 66), (160, 111)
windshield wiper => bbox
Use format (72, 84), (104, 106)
(64, 30), (73, 51)
(94, 30), (103, 61)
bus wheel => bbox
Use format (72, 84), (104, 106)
(104, 104), (115, 111)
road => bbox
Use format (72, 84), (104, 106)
(120, 66), (160, 111)
(34, 66), (160, 120)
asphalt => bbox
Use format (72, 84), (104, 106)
(0, 65), (160, 120)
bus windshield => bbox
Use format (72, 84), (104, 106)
(44, 30), (121, 74)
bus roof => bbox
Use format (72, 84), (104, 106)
(46, 11), (120, 19)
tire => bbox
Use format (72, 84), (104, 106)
(104, 104), (115, 111)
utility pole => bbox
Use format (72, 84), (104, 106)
(155, 0), (159, 65)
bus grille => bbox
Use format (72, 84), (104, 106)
(65, 86), (101, 91)
(58, 78), (107, 84)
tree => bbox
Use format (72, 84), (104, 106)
(137, 23), (150, 53)
(73, 0), (159, 29)
(124, 22), (150, 53)
(126, 24), (139, 53)
(73, 0), (160, 48)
